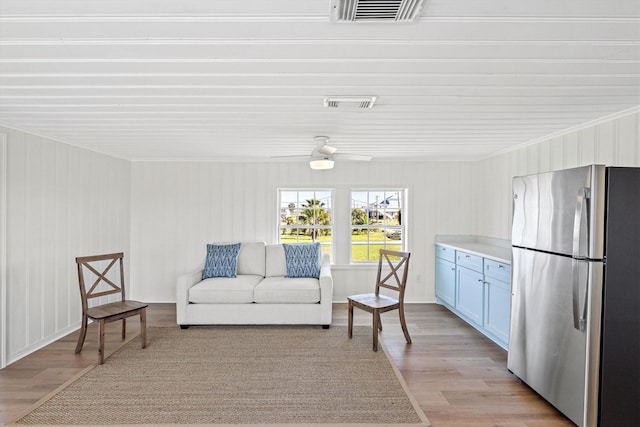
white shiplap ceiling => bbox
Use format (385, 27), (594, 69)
(0, 0), (639, 162)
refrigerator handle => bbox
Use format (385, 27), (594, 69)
(572, 187), (590, 259)
(572, 260), (587, 331)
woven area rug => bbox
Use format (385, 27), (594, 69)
(11, 326), (429, 426)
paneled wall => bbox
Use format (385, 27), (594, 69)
(129, 111), (639, 305)
(130, 160), (475, 303)
(2, 109), (637, 365)
(473, 111), (640, 240)
(1, 134), (7, 368)
(1, 127), (131, 365)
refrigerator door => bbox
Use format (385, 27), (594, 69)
(598, 167), (640, 426)
(511, 165), (605, 259)
(508, 247), (589, 426)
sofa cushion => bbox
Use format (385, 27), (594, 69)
(283, 243), (321, 278)
(189, 275), (263, 304)
(202, 243), (241, 279)
(265, 244), (287, 277)
(237, 242), (266, 276)
(254, 277), (320, 304)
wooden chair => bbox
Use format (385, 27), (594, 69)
(348, 249), (411, 351)
(75, 252), (148, 364)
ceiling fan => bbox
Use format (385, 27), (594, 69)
(278, 136), (372, 170)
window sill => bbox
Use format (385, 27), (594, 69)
(330, 263), (378, 270)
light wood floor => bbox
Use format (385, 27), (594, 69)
(0, 303), (573, 426)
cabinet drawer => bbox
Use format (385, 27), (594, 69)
(456, 251), (483, 272)
(436, 245), (455, 263)
(484, 259), (511, 283)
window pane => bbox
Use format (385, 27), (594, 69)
(319, 192), (332, 225)
(351, 191), (368, 224)
(280, 191), (298, 226)
(384, 228), (402, 241)
(351, 242), (372, 262)
(280, 228), (301, 244)
(296, 234), (314, 243)
(319, 233), (332, 257)
(369, 227), (385, 244)
(351, 206), (368, 228)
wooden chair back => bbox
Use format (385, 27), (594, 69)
(76, 252), (126, 310)
(375, 249), (411, 301)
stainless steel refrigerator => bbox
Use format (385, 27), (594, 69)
(508, 165), (640, 427)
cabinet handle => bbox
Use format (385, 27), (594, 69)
(498, 264), (504, 269)
(451, 267), (455, 271)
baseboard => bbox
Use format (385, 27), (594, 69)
(7, 322), (80, 366)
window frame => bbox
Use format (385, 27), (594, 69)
(277, 189), (334, 256)
(350, 189), (407, 263)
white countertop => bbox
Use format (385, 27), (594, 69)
(435, 235), (512, 264)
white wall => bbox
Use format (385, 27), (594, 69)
(473, 111), (640, 240)
(1, 127), (131, 365)
(3, 109), (637, 366)
(130, 160), (475, 304)
(1, 134), (7, 368)
(129, 111), (639, 306)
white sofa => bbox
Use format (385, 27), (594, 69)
(176, 242), (333, 328)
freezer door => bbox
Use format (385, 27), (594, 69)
(511, 165), (605, 259)
(508, 247), (588, 426)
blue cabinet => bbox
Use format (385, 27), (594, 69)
(483, 260), (512, 345)
(456, 265), (484, 326)
(435, 256), (456, 307)
(435, 245), (511, 350)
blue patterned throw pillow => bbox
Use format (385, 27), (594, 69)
(202, 243), (242, 279)
(283, 243), (321, 279)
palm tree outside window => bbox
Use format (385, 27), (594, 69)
(350, 190), (405, 262)
(279, 190), (333, 257)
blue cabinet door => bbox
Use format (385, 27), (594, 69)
(456, 266), (484, 327)
(484, 277), (511, 346)
(435, 257), (456, 307)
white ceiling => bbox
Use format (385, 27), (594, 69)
(0, 0), (639, 162)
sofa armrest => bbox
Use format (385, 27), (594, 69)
(176, 268), (203, 324)
(319, 254), (333, 306)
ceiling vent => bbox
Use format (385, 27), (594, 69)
(330, 0), (425, 23)
(323, 96), (377, 109)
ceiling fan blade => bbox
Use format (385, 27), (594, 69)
(271, 154), (309, 160)
(317, 144), (338, 156)
(335, 153), (372, 162)
(274, 136), (370, 165)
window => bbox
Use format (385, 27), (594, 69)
(351, 190), (405, 262)
(279, 190), (332, 257)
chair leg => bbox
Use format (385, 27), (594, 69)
(372, 309), (380, 352)
(347, 300), (354, 339)
(140, 309), (147, 349)
(75, 314), (88, 354)
(399, 307), (412, 344)
(98, 319), (106, 365)
(377, 312), (383, 331)
(121, 317), (126, 340)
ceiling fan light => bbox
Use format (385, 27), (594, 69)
(309, 158), (335, 170)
